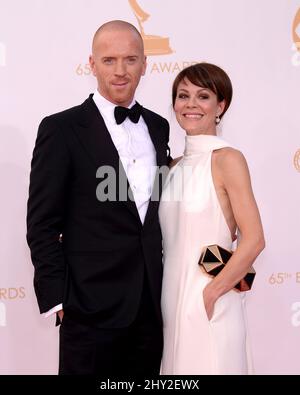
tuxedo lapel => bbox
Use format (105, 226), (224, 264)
(141, 108), (165, 228)
(73, 95), (141, 223)
(141, 108), (164, 168)
(75, 95), (118, 169)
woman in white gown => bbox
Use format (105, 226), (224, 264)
(159, 63), (265, 375)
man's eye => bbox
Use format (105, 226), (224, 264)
(127, 57), (137, 63)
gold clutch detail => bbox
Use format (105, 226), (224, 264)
(199, 244), (256, 292)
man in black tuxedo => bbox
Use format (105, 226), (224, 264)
(26, 20), (171, 375)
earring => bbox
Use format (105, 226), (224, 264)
(215, 115), (221, 124)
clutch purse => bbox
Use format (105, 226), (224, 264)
(198, 244), (256, 292)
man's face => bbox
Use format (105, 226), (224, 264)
(89, 29), (147, 107)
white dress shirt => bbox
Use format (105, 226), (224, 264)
(93, 90), (157, 223)
(45, 91), (157, 318)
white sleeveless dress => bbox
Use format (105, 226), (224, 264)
(159, 134), (252, 375)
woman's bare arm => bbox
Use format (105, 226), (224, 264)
(204, 148), (265, 317)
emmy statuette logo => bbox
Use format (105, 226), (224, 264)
(292, 8), (300, 66)
(294, 149), (300, 172)
(0, 42), (6, 67)
(291, 302), (300, 327)
(292, 8), (300, 51)
(128, 0), (173, 56)
(0, 302), (6, 327)
(0, 287), (26, 327)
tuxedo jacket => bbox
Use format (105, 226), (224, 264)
(26, 94), (171, 328)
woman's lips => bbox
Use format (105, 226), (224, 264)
(183, 113), (203, 119)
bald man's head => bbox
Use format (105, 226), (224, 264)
(92, 20), (144, 54)
(89, 20), (147, 107)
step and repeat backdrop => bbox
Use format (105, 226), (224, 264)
(0, 0), (299, 374)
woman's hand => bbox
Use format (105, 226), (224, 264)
(202, 284), (218, 321)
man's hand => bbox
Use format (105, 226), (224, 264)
(58, 309), (64, 323)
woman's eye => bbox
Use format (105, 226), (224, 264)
(178, 94), (188, 99)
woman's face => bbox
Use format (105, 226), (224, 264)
(174, 77), (225, 135)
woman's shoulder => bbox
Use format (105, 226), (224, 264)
(213, 146), (247, 167)
(213, 146), (250, 184)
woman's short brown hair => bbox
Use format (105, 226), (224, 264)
(172, 62), (233, 120)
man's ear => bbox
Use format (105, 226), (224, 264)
(142, 55), (147, 76)
(89, 54), (97, 76)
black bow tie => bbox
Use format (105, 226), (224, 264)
(114, 102), (142, 125)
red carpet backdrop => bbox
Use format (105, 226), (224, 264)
(0, 0), (299, 374)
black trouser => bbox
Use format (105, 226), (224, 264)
(58, 276), (163, 376)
